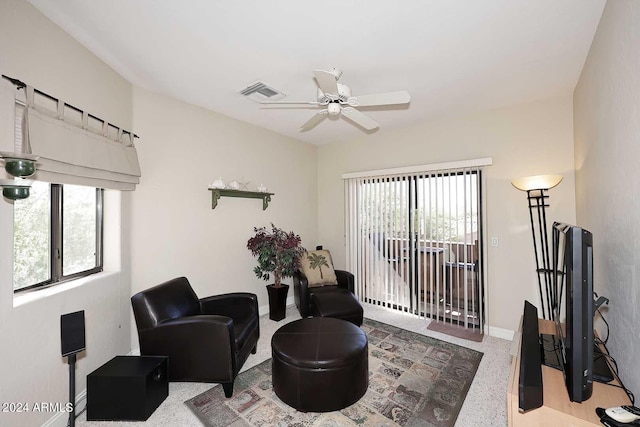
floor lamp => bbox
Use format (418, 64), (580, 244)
(511, 174), (563, 320)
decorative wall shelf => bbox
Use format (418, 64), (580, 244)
(209, 188), (274, 210)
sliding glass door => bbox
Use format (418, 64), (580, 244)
(345, 167), (484, 329)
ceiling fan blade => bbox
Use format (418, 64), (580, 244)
(300, 110), (328, 132)
(313, 70), (339, 97)
(347, 91), (411, 107)
(341, 107), (379, 131)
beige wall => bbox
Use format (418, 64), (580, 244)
(6, 0), (633, 420)
(0, 3), (318, 424)
(129, 87), (318, 347)
(318, 96), (577, 333)
(574, 0), (640, 395)
(0, 1), (133, 426)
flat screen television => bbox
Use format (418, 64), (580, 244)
(550, 221), (593, 402)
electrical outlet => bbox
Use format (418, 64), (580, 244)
(491, 237), (499, 247)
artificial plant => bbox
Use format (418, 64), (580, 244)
(247, 223), (305, 287)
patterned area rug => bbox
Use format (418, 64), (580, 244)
(185, 318), (483, 427)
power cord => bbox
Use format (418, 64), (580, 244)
(594, 291), (610, 344)
(597, 306), (610, 344)
(592, 305), (635, 405)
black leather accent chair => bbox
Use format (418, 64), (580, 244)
(293, 268), (363, 326)
(131, 277), (259, 398)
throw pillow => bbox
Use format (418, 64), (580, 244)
(299, 250), (338, 287)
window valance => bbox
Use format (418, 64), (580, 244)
(8, 79), (141, 190)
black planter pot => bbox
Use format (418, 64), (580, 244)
(266, 284), (289, 321)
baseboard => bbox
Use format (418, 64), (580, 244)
(487, 325), (515, 341)
(41, 389), (86, 427)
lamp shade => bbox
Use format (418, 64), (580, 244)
(511, 174), (563, 192)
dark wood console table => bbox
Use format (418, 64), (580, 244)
(508, 318), (630, 426)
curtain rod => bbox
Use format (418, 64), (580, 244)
(2, 74), (139, 139)
(341, 157), (493, 179)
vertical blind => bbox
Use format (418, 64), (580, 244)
(344, 159), (490, 329)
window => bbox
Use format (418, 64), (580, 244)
(13, 182), (103, 292)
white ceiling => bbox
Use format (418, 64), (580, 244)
(27, 0), (605, 146)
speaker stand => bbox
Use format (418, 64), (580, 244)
(68, 353), (76, 427)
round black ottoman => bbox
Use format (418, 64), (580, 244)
(271, 317), (368, 412)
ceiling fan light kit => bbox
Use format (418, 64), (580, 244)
(260, 68), (410, 132)
(327, 103), (341, 116)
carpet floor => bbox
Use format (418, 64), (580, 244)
(74, 303), (511, 427)
(185, 318), (483, 427)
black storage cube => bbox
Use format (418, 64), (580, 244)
(87, 356), (168, 421)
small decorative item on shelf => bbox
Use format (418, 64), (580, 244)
(227, 180), (241, 190)
(257, 183), (268, 193)
(238, 178), (250, 191)
(210, 177), (226, 189)
(247, 223), (305, 321)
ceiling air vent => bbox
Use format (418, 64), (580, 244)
(239, 81), (286, 103)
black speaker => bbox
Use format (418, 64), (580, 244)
(518, 301), (543, 412)
(87, 356), (168, 421)
(61, 310), (86, 357)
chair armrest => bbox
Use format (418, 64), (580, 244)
(294, 269), (355, 316)
(200, 293), (258, 320)
(138, 315), (237, 379)
(141, 315), (235, 351)
(335, 270), (355, 294)
(293, 270), (312, 317)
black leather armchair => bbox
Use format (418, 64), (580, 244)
(131, 277), (259, 397)
(293, 269), (356, 316)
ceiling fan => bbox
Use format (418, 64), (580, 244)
(261, 68), (411, 132)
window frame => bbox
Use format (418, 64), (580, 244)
(13, 183), (104, 293)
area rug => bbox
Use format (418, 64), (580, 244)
(185, 318), (483, 427)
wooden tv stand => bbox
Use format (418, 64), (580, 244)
(508, 318), (630, 426)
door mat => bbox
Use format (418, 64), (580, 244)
(185, 318), (483, 427)
(427, 321), (484, 343)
